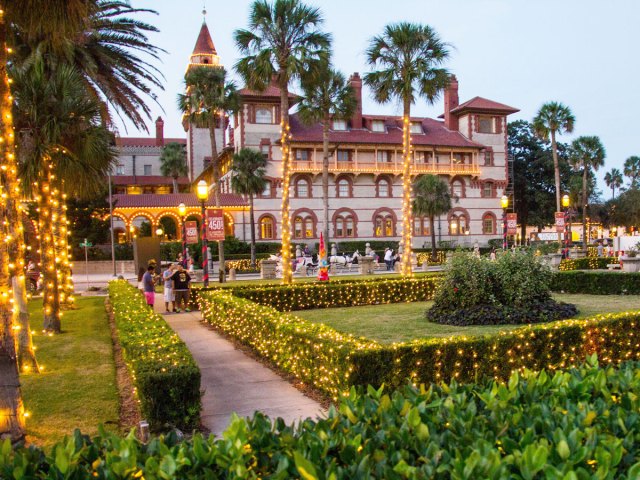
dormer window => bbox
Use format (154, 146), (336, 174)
(332, 119), (347, 131)
(255, 107), (273, 124)
(372, 120), (385, 132)
(410, 122), (423, 134)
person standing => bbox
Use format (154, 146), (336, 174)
(171, 264), (192, 313)
(142, 265), (156, 307)
(597, 242), (604, 257)
(162, 264), (176, 313)
(384, 248), (393, 271)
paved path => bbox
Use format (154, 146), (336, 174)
(153, 294), (324, 436)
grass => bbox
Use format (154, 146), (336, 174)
(297, 294), (640, 344)
(20, 296), (119, 448)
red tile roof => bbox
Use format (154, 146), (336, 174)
(113, 193), (247, 209)
(445, 96), (519, 116)
(111, 176), (191, 186)
(116, 137), (186, 147)
(239, 84), (299, 103)
(192, 22), (217, 55)
(289, 114), (483, 148)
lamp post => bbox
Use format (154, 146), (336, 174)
(501, 195), (509, 250)
(178, 202), (187, 267)
(155, 227), (164, 239)
(196, 180), (209, 287)
(562, 194), (570, 254)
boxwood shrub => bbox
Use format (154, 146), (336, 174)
(6, 360), (640, 478)
(559, 256), (619, 271)
(108, 281), (201, 430)
(552, 271), (640, 294)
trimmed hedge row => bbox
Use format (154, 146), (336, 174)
(108, 281), (201, 430)
(559, 256), (619, 271)
(5, 360), (640, 478)
(552, 271), (640, 294)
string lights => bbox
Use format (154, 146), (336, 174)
(400, 116), (413, 277)
(280, 120), (293, 284)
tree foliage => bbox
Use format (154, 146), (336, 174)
(160, 142), (187, 193)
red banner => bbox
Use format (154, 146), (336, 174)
(206, 209), (225, 241)
(555, 212), (566, 233)
(506, 213), (518, 235)
(185, 221), (199, 244)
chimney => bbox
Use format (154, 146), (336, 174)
(443, 75), (459, 131)
(155, 116), (164, 146)
(349, 73), (363, 129)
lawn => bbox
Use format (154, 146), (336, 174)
(20, 296), (119, 448)
(297, 294), (640, 344)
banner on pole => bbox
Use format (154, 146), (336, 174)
(206, 209), (225, 241)
(185, 221), (199, 244)
(555, 212), (566, 233)
(506, 213), (518, 235)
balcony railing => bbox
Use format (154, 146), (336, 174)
(290, 159), (481, 176)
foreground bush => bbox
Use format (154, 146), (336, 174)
(108, 281), (201, 430)
(4, 359), (640, 478)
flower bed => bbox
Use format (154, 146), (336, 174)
(108, 281), (201, 430)
(5, 359), (640, 478)
(559, 256), (619, 271)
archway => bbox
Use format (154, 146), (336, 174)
(130, 214), (154, 239)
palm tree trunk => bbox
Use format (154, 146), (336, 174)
(279, 74), (293, 284)
(55, 186), (74, 309)
(400, 98), (413, 276)
(209, 121), (225, 282)
(0, 9), (26, 441)
(172, 177), (178, 194)
(551, 130), (562, 246)
(249, 194), (256, 268)
(322, 114), (330, 245)
(429, 215), (437, 262)
(582, 165), (588, 249)
(12, 277), (38, 372)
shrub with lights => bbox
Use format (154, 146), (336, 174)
(559, 256), (619, 271)
(108, 281), (201, 429)
(426, 251), (577, 326)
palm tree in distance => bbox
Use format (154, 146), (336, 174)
(160, 142), (188, 193)
(234, 0), (331, 284)
(178, 66), (239, 282)
(624, 155), (640, 189)
(298, 63), (356, 245)
(364, 22), (450, 276)
(569, 136), (606, 249)
(412, 175), (455, 263)
(231, 148), (268, 268)
(604, 168), (623, 199)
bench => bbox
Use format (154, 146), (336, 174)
(607, 264), (621, 270)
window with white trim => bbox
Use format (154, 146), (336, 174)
(332, 119), (347, 130)
(410, 122), (423, 134)
(372, 120), (385, 132)
(255, 108), (273, 124)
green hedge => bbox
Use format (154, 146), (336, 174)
(559, 256), (619, 271)
(5, 360), (640, 478)
(552, 271), (640, 294)
(108, 281), (201, 429)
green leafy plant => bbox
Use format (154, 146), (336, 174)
(552, 271), (640, 294)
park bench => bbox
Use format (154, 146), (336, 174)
(607, 263), (621, 270)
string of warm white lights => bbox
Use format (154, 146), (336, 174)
(400, 116), (413, 277)
(280, 120), (293, 284)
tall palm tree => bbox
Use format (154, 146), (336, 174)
(231, 148), (267, 268)
(178, 66), (239, 282)
(298, 63), (356, 245)
(364, 22), (450, 276)
(624, 155), (640, 189)
(412, 175), (455, 262)
(235, 0), (331, 284)
(604, 168), (623, 199)
(160, 142), (187, 193)
(532, 102), (576, 216)
(569, 136), (606, 249)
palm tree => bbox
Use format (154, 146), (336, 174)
(624, 155), (640, 189)
(604, 168), (623, 199)
(364, 22), (450, 276)
(231, 148), (267, 268)
(298, 64), (356, 245)
(532, 102), (576, 215)
(234, 0), (331, 284)
(412, 175), (455, 262)
(160, 142), (187, 193)
(178, 66), (239, 282)
(569, 136), (606, 249)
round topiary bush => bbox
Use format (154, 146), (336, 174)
(426, 250), (577, 325)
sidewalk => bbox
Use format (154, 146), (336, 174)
(153, 293), (324, 435)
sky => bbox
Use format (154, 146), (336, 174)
(120, 0), (640, 193)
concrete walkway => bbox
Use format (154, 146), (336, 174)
(153, 294), (324, 436)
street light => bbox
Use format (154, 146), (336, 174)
(562, 194), (570, 253)
(196, 180), (209, 287)
(178, 202), (187, 268)
(501, 195), (509, 250)
(155, 227), (164, 238)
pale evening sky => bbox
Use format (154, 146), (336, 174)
(120, 0), (640, 193)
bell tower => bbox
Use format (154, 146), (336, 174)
(188, 10), (222, 71)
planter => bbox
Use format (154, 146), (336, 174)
(260, 259), (278, 279)
(621, 256), (640, 273)
(359, 256), (375, 275)
(572, 248), (588, 259)
(543, 253), (563, 268)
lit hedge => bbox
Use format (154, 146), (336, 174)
(559, 256), (619, 271)
(552, 271), (640, 294)
(5, 360), (640, 478)
(108, 281), (201, 429)
(199, 288), (640, 399)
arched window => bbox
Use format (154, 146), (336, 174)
(483, 182), (494, 198)
(482, 212), (496, 235)
(295, 178), (311, 198)
(261, 180), (272, 198)
(292, 209), (317, 239)
(449, 214), (468, 236)
(255, 107), (273, 124)
(377, 178), (391, 197)
(451, 179), (464, 198)
(337, 178), (351, 198)
(373, 210), (396, 237)
(335, 215), (355, 238)
(413, 217), (430, 236)
(260, 216), (275, 239)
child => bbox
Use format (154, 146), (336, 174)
(162, 264), (176, 313)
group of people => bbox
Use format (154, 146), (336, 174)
(383, 247), (401, 271)
(138, 262), (192, 313)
